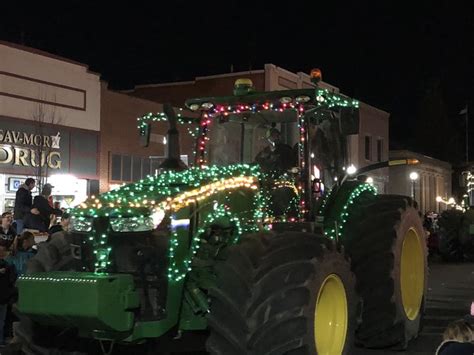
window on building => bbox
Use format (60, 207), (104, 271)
(111, 154), (122, 181)
(122, 156), (132, 181)
(377, 139), (383, 162)
(110, 153), (189, 183)
(132, 157), (142, 182)
(365, 136), (372, 161)
(142, 158), (151, 177)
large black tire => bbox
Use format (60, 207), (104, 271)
(343, 195), (428, 349)
(207, 232), (358, 355)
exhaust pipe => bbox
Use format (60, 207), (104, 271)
(158, 103), (187, 171)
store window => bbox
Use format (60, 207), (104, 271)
(365, 136), (372, 161)
(377, 139), (383, 162)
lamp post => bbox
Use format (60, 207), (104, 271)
(409, 171), (419, 202)
(436, 196), (442, 212)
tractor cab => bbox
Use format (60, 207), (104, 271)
(179, 73), (360, 219)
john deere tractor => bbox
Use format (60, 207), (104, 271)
(15, 70), (427, 355)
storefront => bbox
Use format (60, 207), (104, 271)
(0, 117), (99, 212)
(0, 41), (101, 212)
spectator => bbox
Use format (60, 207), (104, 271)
(435, 318), (474, 354)
(24, 184), (61, 232)
(0, 212), (16, 249)
(7, 231), (36, 277)
(28, 214), (74, 273)
(0, 240), (17, 347)
(48, 212), (70, 239)
(13, 178), (37, 234)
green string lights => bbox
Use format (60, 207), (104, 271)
(69, 164), (267, 275)
(324, 183), (377, 239)
(137, 111), (198, 140)
(167, 204), (243, 282)
(316, 88), (359, 110)
(73, 164), (262, 218)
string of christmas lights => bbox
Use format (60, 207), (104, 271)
(167, 204), (243, 282)
(324, 183), (377, 239)
(186, 88), (359, 118)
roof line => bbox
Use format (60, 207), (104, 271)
(0, 40), (101, 76)
(133, 69), (265, 90)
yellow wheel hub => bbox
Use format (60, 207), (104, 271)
(400, 227), (424, 320)
(314, 274), (348, 355)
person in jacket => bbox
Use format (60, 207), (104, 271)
(435, 318), (474, 354)
(13, 178), (37, 234)
(7, 231), (36, 277)
(0, 212), (16, 248)
(0, 240), (17, 346)
(24, 184), (61, 232)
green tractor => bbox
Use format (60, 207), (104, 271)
(15, 71), (427, 354)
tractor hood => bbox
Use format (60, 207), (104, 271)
(70, 164), (261, 232)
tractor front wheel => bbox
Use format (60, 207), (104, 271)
(207, 232), (357, 355)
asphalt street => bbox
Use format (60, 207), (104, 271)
(353, 260), (474, 355)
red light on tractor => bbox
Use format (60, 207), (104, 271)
(310, 68), (322, 84)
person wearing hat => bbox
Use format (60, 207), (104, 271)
(24, 183), (61, 232)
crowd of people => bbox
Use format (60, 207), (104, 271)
(0, 178), (70, 347)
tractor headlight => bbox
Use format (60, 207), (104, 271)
(151, 208), (166, 228)
(70, 216), (93, 232)
(109, 208), (166, 233)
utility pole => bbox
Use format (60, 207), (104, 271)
(461, 103), (469, 163)
(466, 104), (469, 163)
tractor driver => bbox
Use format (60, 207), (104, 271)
(254, 128), (296, 173)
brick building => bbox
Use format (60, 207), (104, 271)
(99, 84), (195, 192)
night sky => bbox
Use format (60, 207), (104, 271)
(1, 1), (473, 162)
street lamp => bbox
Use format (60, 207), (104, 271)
(436, 196), (442, 212)
(346, 164), (357, 175)
(409, 171), (419, 202)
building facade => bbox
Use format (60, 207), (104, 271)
(99, 84), (195, 192)
(129, 64), (390, 192)
(0, 41), (101, 212)
(0, 41), (197, 207)
(388, 150), (452, 213)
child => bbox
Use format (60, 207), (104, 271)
(7, 231), (36, 276)
(436, 318), (474, 354)
(0, 240), (17, 346)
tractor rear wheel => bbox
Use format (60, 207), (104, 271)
(343, 195), (427, 349)
(207, 232), (357, 355)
